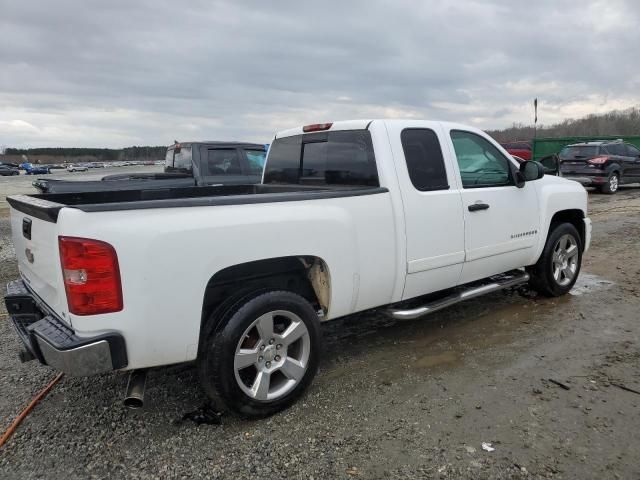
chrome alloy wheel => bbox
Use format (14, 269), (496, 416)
(609, 174), (619, 192)
(551, 234), (579, 286)
(234, 310), (311, 401)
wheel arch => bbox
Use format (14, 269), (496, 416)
(548, 209), (586, 251)
(199, 256), (331, 343)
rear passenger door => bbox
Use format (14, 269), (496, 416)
(606, 143), (633, 181)
(624, 143), (640, 179)
(445, 128), (541, 284)
(386, 122), (466, 300)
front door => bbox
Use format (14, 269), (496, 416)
(445, 129), (541, 284)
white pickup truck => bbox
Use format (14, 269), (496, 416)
(4, 119), (591, 417)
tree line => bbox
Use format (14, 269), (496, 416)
(4, 146), (167, 161)
(488, 106), (640, 143)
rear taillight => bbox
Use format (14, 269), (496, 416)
(588, 156), (609, 165)
(58, 236), (122, 315)
(303, 122), (333, 132)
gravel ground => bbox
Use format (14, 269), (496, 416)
(1, 185), (639, 479)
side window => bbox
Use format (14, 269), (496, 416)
(244, 149), (267, 175)
(607, 143), (626, 156)
(450, 130), (512, 188)
(625, 143), (640, 157)
(400, 128), (448, 191)
(207, 149), (241, 175)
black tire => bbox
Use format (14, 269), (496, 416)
(528, 222), (582, 297)
(198, 290), (321, 418)
(600, 172), (619, 194)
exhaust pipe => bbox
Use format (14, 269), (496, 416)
(123, 369), (147, 409)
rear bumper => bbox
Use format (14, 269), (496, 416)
(562, 175), (607, 186)
(4, 279), (127, 376)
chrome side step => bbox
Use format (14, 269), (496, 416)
(389, 270), (530, 320)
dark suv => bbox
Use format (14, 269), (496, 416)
(559, 140), (640, 194)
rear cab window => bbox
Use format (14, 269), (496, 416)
(264, 130), (379, 186)
(206, 149), (242, 175)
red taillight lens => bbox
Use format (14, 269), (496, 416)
(303, 122), (333, 132)
(58, 236), (122, 315)
(588, 156), (609, 165)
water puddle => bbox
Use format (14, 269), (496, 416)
(569, 273), (615, 296)
(414, 351), (460, 369)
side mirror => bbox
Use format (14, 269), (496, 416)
(521, 161), (545, 182)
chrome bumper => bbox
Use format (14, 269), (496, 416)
(4, 279), (127, 377)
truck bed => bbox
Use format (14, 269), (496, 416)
(7, 184), (388, 222)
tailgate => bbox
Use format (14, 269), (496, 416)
(7, 195), (68, 319)
(560, 159), (590, 173)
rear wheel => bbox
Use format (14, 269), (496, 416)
(198, 290), (321, 418)
(529, 223), (582, 297)
(600, 172), (619, 194)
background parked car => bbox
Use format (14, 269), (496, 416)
(559, 140), (640, 194)
(501, 141), (532, 160)
(33, 141), (267, 193)
(67, 164), (89, 172)
(0, 164), (20, 176)
(20, 163), (51, 175)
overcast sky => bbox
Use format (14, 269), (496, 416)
(1, 0), (639, 148)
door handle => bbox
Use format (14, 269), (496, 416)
(468, 202), (490, 212)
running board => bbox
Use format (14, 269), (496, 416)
(388, 270), (530, 320)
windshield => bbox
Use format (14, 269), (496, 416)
(559, 146), (598, 159)
(164, 148), (174, 168)
(245, 149), (267, 175)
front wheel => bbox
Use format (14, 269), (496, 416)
(528, 223), (582, 297)
(198, 290), (321, 418)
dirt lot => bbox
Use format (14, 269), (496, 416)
(0, 185), (639, 479)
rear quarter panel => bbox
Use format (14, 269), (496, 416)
(59, 193), (397, 369)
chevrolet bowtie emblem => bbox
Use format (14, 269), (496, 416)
(25, 248), (34, 264)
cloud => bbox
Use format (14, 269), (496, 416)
(0, 0), (638, 148)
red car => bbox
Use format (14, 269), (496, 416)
(501, 142), (532, 161)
